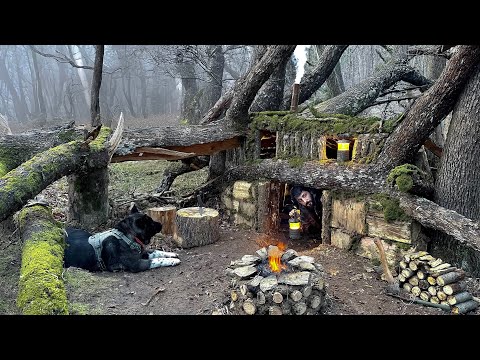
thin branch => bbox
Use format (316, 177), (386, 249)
(371, 96), (419, 107)
(379, 85), (426, 98)
(29, 45), (93, 69)
(28, 45), (121, 74)
(407, 45), (453, 59)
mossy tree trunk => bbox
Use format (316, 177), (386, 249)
(0, 128), (111, 222)
(0, 125), (82, 176)
(68, 168), (109, 229)
(430, 62), (480, 275)
(16, 204), (68, 315)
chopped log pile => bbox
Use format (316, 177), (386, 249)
(215, 245), (327, 315)
(398, 251), (479, 314)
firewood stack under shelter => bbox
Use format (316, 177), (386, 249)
(219, 245), (327, 315)
(398, 251), (479, 314)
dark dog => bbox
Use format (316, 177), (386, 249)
(64, 203), (180, 272)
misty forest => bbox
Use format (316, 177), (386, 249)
(1, 44), (480, 316)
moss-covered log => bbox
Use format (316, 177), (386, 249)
(114, 125), (243, 156)
(231, 159), (387, 193)
(16, 204), (68, 315)
(0, 129), (110, 222)
(0, 125), (82, 176)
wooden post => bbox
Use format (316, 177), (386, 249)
(290, 83), (300, 112)
(321, 190), (332, 244)
(146, 206), (177, 236)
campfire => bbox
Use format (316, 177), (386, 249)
(218, 242), (327, 315)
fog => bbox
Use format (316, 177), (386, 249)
(0, 45), (433, 133)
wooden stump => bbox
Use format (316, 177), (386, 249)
(173, 207), (219, 248)
(146, 206), (177, 236)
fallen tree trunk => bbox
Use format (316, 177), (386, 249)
(304, 54), (431, 116)
(16, 203), (68, 315)
(395, 192), (480, 253)
(0, 128), (110, 222)
(231, 159), (386, 193)
(0, 123), (82, 176)
(114, 125), (243, 156)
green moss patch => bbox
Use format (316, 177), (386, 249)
(64, 267), (118, 315)
(89, 126), (112, 152)
(16, 207), (68, 315)
(370, 193), (410, 223)
(250, 111), (387, 137)
(387, 164), (424, 193)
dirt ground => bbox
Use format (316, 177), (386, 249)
(3, 215), (480, 316)
(64, 224), (480, 316)
(1, 158), (479, 316)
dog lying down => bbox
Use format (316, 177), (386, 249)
(64, 203), (180, 272)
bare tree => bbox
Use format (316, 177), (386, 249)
(90, 45), (104, 127)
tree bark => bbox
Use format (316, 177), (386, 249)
(249, 52), (289, 112)
(90, 45), (104, 127)
(68, 167), (109, 229)
(0, 124), (82, 176)
(176, 48), (201, 124)
(282, 45), (348, 109)
(203, 45), (225, 112)
(225, 45), (296, 129)
(315, 45), (345, 97)
(173, 207), (220, 248)
(430, 59), (480, 274)
(378, 45), (480, 170)
(146, 206), (177, 237)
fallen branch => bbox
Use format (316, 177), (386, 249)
(141, 287), (165, 306)
(385, 288), (450, 311)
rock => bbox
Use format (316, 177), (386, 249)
(232, 265), (257, 279)
(259, 275), (278, 292)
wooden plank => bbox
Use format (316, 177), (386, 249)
(331, 228), (352, 249)
(366, 211), (412, 243)
(165, 137), (242, 155)
(331, 198), (367, 234)
(111, 137), (242, 162)
(318, 136), (327, 161)
(111, 152), (193, 162)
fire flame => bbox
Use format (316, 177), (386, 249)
(268, 242), (286, 273)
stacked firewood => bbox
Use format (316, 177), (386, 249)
(398, 251), (479, 314)
(216, 246), (326, 315)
